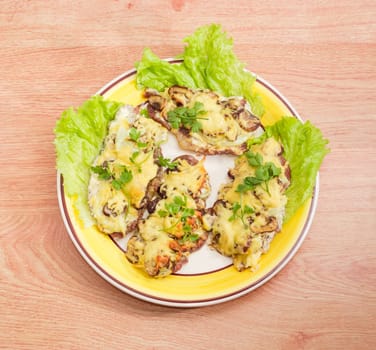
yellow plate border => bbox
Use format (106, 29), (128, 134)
(57, 60), (319, 307)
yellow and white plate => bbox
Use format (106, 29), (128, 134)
(57, 60), (319, 307)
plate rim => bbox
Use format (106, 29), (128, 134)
(56, 61), (320, 308)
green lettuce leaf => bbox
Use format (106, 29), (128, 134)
(265, 117), (330, 221)
(135, 24), (264, 116)
(54, 96), (122, 224)
(135, 48), (196, 91)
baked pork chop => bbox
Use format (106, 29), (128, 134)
(88, 105), (168, 235)
(126, 155), (211, 277)
(144, 86), (264, 155)
(203, 137), (291, 271)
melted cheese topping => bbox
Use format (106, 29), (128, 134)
(88, 176), (138, 234)
(191, 93), (237, 137)
(207, 137), (290, 271)
(160, 158), (209, 200)
(211, 203), (250, 256)
(126, 158), (210, 277)
(156, 87), (264, 155)
(88, 105), (167, 235)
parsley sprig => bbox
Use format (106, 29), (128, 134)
(179, 232), (199, 244)
(91, 165), (112, 180)
(158, 195), (194, 219)
(91, 164), (133, 190)
(229, 202), (254, 227)
(128, 127), (153, 173)
(167, 102), (207, 133)
(157, 156), (178, 170)
(140, 108), (150, 118)
(157, 196), (199, 242)
(129, 150), (152, 173)
(129, 127), (148, 148)
(236, 151), (281, 194)
(112, 167), (133, 190)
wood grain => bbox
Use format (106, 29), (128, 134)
(1, 0), (375, 349)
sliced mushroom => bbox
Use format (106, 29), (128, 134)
(168, 86), (193, 106)
(143, 88), (160, 98)
(227, 168), (236, 179)
(220, 97), (246, 111)
(148, 95), (166, 111)
(140, 166), (164, 211)
(102, 204), (112, 217)
(102, 198), (127, 217)
(145, 198), (159, 213)
(146, 104), (171, 130)
(235, 110), (262, 132)
(173, 154), (198, 166)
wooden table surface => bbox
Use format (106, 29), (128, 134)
(1, 1), (375, 349)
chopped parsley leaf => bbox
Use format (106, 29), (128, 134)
(229, 202), (254, 227)
(167, 102), (207, 132)
(236, 151), (281, 194)
(157, 156), (178, 170)
(91, 164), (133, 190)
(91, 165), (112, 180)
